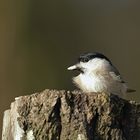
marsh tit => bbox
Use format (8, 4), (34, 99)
(67, 52), (135, 98)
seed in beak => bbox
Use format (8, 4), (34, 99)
(67, 65), (77, 70)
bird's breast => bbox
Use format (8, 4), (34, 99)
(73, 73), (108, 93)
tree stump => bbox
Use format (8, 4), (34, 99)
(2, 89), (140, 140)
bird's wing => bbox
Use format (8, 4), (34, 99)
(109, 65), (125, 83)
(109, 65), (136, 92)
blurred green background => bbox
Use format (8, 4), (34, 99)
(0, 0), (140, 136)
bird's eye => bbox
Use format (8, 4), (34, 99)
(83, 58), (89, 62)
(78, 56), (89, 62)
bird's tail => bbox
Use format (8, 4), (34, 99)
(127, 88), (136, 93)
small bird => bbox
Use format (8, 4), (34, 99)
(67, 52), (135, 98)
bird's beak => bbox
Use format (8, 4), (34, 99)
(67, 64), (84, 73)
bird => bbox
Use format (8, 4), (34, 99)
(67, 52), (135, 98)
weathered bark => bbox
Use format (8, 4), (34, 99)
(2, 89), (140, 140)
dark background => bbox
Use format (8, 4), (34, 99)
(1, 0), (140, 136)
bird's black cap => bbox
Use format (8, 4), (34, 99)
(78, 52), (112, 64)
